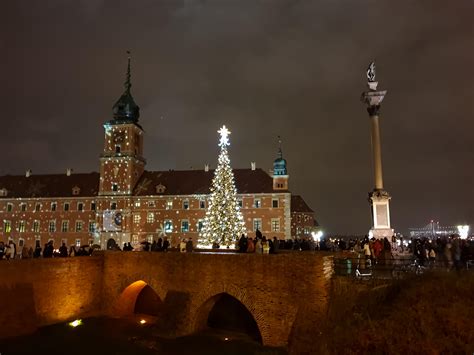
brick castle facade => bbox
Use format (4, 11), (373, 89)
(0, 59), (318, 250)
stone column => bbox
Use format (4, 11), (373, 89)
(361, 62), (394, 239)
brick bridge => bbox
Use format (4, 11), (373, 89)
(0, 252), (333, 350)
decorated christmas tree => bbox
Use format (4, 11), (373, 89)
(199, 125), (246, 248)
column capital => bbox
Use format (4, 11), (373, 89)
(367, 105), (381, 116)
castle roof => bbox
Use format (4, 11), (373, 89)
(291, 195), (314, 213)
(0, 168), (284, 198)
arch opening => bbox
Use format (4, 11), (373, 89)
(195, 293), (262, 344)
(115, 280), (162, 317)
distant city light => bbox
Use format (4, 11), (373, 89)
(457, 225), (469, 239)
(139, 319), (146, 324)
(68, 319), (82, 328)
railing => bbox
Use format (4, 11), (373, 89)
(333, 253), (474, 280)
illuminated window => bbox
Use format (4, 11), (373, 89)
(181, 220), (189, 232)
(75, 239), (81, 247)
(253, 218), (262, 231)
(20, 203), (27, 212)
(134, 201), (141, 207)
(35, 203), (41, 212)
(147, 235), (154, 243)
(33, 220), (40, 233)
(199, 200), (205, 209)
(62, 221), (69, 232)
(111, 202), (117, 210)
(132, 235), (139, 243)
(64, 202), (70, 211)
(147, 212), (154, 223)
(75, 221), (83, 232)
(272, 199), (279, 208)
(133, 214), (141, 224)
(49, 220), (56, 233)
(89, 221), (95, 233)
(78, 202), (83, 211)
(147, 200), (155, 207)
(197, 220), (204, 232)
(51, 202), (57, 211)
(18, 220), (26, 232)
(183, 200), (189, 210)
(6, 203), (12, 212)
(254, 199), (261, 208)
(166, 200), (173, 210)
(164, 220), (173, 233)
(271, 218), (280, 232)
(91, 202), (96, 211)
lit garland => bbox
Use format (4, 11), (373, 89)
(199, 126), (246, 248)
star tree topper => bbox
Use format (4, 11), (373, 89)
(218, 125), (231, 147)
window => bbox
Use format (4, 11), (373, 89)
(35, 235), (41, 241)
(62, 221), (69, 232)
(164, 220), (173, 233)
(20, 203), (27, 212)
(132, 235), (139, 244)
(297, 215), (301, 223)
(6, 203), (13, 212)
(33, 220), (40, 233)
(72, 186), (80, 195)
(115, 145), (121, 153)
(89, 221), (95, 233)
(51, 202), (57, 211)
(147, 235), (154, 243)
(147, 212), (154, 223)
(35, 203), (41, 212)
(75, 239), (81, 247)
(166, 200), (173, 210)
(64, 202), (70, 211)
(272, 199), (279, 208)
(111, 202), (117, 210)
(4, 220), (11, 233)
(197, 220), (204, 232)
(271, 218), (280, 232)
(19, 238), (24, 247)
(112, 184), (118, 192)
(75, 221), (83, 232)
(134, 201), (141, 207)
(147, 200), (155, 207)
(254, 198), (261, 208)
(183, 200), (189, 210)
(49, 220), (56, 233)
(181, 220), (189, 232)
(19, 220), (26, 232)
(237, 199), (243, 208)
(91, 202), (96, 211)
(78, 202), (84, 211)
(199, 200), (205, 209)
(133, 214), (141, 224)
(253, 218), (262, 232)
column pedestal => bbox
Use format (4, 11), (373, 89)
(368, 189), (393, 239)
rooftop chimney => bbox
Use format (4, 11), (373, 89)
(25, 169), (32, 177)
(251, 162), (256, 171)
(66, 168), (73, 176)
(204, 164), (209, 172)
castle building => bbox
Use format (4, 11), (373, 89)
(0, 59), (317, 250)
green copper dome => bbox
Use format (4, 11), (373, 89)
(273, 137), (288, 175)
(112, 55), (140, 123)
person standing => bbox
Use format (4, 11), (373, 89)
(0, 242), (5, 260)
(180, 239), (186, 253)
(186, 238), (193, 253)
(33, 240), (42, 258)
(247, 238), (255, 253)
(255, 238), (262, 254)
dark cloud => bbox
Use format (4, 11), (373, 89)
(1, 0), (473, 234)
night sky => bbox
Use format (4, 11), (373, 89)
(2, 0), (473, 235)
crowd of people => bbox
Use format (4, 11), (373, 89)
(0, 240), (94, 260)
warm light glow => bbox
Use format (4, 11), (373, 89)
(69, 319), (82, 328)
(224, 337), (229, 341)
(140, 319), (146, 324)
(457, 225), (469, 239)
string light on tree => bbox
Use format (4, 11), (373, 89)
(199, 125), (246, 248)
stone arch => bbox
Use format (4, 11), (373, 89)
(106, 238), (117, 250)
(194, 291), (263, 344)
(114, 280), (163, 317)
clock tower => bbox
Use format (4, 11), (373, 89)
(97, 54), (145, 249)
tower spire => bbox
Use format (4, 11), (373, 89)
(125, 50), (131, 94)
(277, 135), (283, 159)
